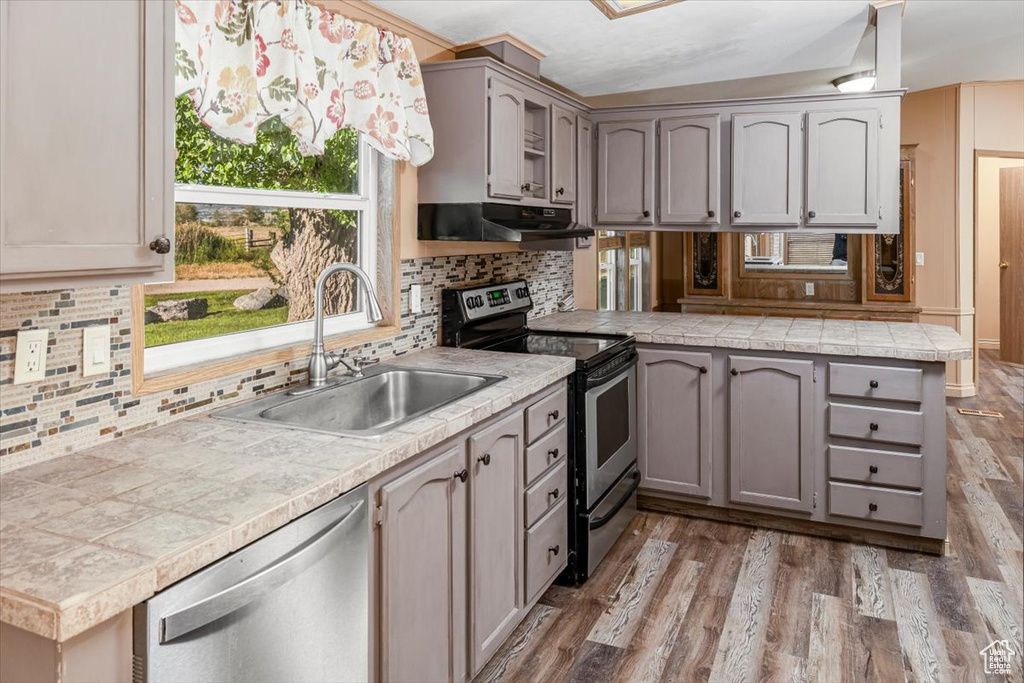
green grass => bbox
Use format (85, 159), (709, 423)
(144, 290), (289, 347)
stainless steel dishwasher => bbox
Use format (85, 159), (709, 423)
(134, 484), (368, 683)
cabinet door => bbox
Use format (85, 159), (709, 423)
(728, 356), (814, 512)
(596, 120), (655, 224)
(380, 445), (467, 683)
(659, 115), (720, 225)
(468, 412), (524, 675)
(550, 104), (577, 204)
(731, 113), (802, 226)
(638, 349), (713, 498)
(577, 116), (593, 226)
(0, 0), (173, 289)
(806, 109), (879, 226)
(488, 77), (525, 199)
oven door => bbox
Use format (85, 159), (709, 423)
(583, 356), (638, 509)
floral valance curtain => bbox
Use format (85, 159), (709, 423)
(174, 0), (434, 165)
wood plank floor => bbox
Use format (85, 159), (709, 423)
(479, 352), (1023, 683)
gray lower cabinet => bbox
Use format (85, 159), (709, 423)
(728, 355), (814, 512)
(638, 348), (713, 498)
(378, 444), (467, 683)
(596, 119), (656, 225)
(468, 412), (524, 673)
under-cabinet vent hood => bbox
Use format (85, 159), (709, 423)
(418, 203), (594, 246)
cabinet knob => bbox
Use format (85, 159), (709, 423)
(548, 488), (560, 500)
(454, 469), (468, 483)
(733, 210), (742, 218)
(642, 210), (651, 218)
(477, 453), (491, 466)
(548, 544), (560, 556)
(808, 210), (817, 219)
(869, 465), (879, 474)
(548, 409), (560, 421)
(707, 209), (716, 218)
(869, 380), (879, 389)
(548, 447), (560, 459)
(149, 237), (171, 254)
(556, 187), (565, 196)
(868, 502), (878, 512)
(869, 422), (879, 431)
(521, 183), (531, 192)
(731, 368), (739, 376)
(699, 366), (708, 374)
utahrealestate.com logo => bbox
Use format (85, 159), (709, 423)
(980, 639), (1017, 676)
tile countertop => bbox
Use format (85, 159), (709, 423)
(531, 311), (973, 362)
(0, 347), (575, 642)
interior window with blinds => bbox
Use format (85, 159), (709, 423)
(743, 232), (849, 274)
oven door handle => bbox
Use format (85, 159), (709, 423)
(589, 470), (641, 530)
(586, 350), (638, 390)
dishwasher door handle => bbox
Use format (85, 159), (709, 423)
(160, 499), (365, 644)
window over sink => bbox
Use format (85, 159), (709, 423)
(141, 96), (380, 374)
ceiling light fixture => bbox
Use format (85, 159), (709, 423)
(832, 70), (876, 93)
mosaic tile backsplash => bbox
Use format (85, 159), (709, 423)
(0, 251), (573, 472)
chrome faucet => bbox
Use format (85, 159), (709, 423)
(302, 263), (384, 390)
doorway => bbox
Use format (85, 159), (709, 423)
(976, 153), (1024, 365)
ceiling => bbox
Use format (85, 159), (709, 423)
(371, 0), (1024, 101)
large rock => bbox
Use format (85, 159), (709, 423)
(233, 287), (287, 311)
(145, 298), (208, 323)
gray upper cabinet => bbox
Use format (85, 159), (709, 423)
(596, 120), (656, 225)
(0, 0), (174, 292)
(638, 349), (713, 498)
(550, 104), (577, 205)
(731, 112), (803, 226)
(577, 116), (593, 226)
(468, 412), (524, 675)
(379, 444), (467, 683)
(658, 114), (720, 225)
(805, 109), (879, 226)
(488, 77), (526, 200)
(728, 355), (814, 513)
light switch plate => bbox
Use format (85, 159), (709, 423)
(915, 252), (925, 266)
(409, 284), (422, 314)
(804, 282), (815, 296)
(14, 329), (49, 385)
(82, 325), (111, 377)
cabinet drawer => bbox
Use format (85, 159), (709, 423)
(829, 403), (923, 447)
(829, 363), (923, 403)
(525, 499), (567, 602)
(829, 446), (922, 489)
(526, 386), (567, 443)
(525, 461), (567, 529)
(828, 482), (923, 527)
(525, 422), (568, 485)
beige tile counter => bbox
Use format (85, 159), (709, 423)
(0, 347), (574, 642)
(531, 311), (972, 362)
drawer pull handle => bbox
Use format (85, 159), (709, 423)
(477, 454), (491, 466)
(869, 422), (879, 431)
(548, 409), (560, 420)
(454, 469), (468, 483)
(868, 502), (878, 512)
(548, 488), (560, 500)
(699, 366), (708, 374)
(869, 380), (879, 389)
(549, 544), (560, 556)
(548, 448), (560, 459)
(731, 368), (739, 376)
(869, 465), (879, 474)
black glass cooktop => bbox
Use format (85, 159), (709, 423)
(484, 333), (628, 362)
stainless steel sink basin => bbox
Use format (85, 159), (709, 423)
(214, 366), (505, 437)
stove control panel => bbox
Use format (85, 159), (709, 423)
(450, 280), (532, 321)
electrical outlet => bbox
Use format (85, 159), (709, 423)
(576, 236), (594, 249)
(409, 284), (422, 314)
(915, 251), (925, 266)
(82, 325), (111, 377)
(14, 329), (49, 384)
(804, 282), (815, 296)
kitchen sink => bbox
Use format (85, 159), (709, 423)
(214, 366), (505, 437)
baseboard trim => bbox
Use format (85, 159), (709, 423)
(637, 493), (947, 555)
(978, 339), (1000, 350)
(946, 382), (977, 398)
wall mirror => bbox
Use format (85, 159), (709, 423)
(741, 232), (849, 275)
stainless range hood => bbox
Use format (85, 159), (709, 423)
(417, 203), (595, 245)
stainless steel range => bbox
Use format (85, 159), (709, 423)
(441, 280), (639, 584)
